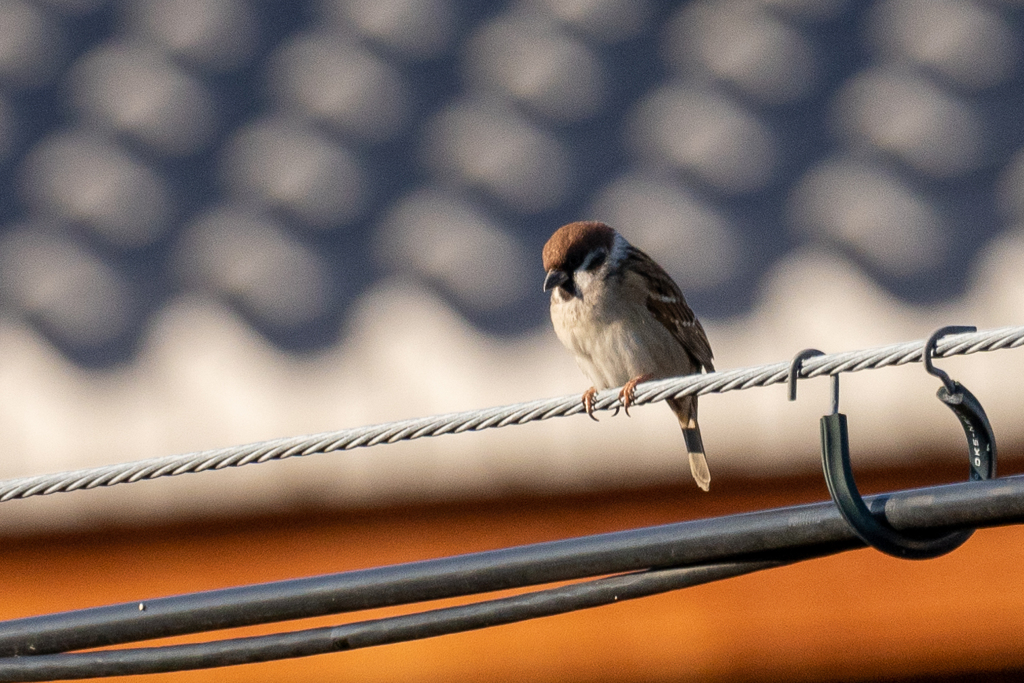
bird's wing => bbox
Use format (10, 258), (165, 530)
(627, 246), (715, 372)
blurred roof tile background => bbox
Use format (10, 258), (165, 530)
(1, 0), (1024, 529)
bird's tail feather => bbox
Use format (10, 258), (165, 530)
(668, 397), (711, 492)
(685, 433), (711, 492)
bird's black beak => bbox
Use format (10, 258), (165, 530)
(543, 269), (569, 292)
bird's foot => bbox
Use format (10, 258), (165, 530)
(618, 373), (653, 417)
(582, 387), (600, 421)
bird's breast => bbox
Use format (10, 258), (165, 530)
(550, 292), (690, 390)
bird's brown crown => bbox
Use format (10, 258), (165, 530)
(542, 221), (616, 273)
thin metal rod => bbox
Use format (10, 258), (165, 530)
(830, 374), (840, 415)
(3, 475), (1024, 659)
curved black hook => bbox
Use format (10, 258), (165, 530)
(820, 411), (973, 559)
(924, 325), (996, 482)
(789, 346), (974, 559)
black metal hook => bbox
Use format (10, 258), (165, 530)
(788, 349), (824, 402)
(923, 325), (971, 395)
(924, 325), (997, 482)
(788, 348), (840, 415)
(788, 346), (974, 560)
(819, 409), (974, 560)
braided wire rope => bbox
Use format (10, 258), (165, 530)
(2, 325), (1022, 503)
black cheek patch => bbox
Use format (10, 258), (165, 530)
(585, 250), (607, 271)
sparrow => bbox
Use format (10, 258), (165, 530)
(542, 221), (715, 491)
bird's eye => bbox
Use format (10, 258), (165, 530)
(582, 249), (607, 271)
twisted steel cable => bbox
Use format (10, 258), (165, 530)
(2, 325), (1022, 503)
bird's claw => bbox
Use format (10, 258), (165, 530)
(582, 387), (600, 421)
(618, 374), (653, 417)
